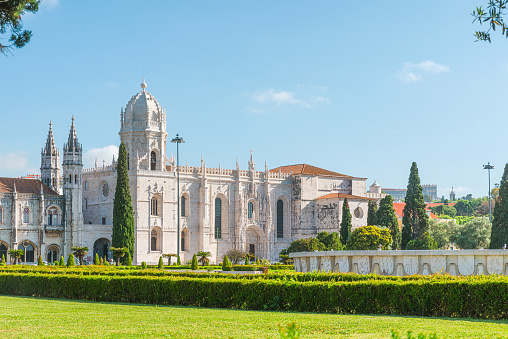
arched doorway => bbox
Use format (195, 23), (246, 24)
(19, 241), (36, 263)
(0, 241), (7, 263)
(46, 244), (60, 263)
(93, 238), (112, 260)
(245, 225), (265, 261)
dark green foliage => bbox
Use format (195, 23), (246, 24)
(377, 195), (400, 249)
(244, 255), (250, 265)
(71, 246), (89, 266)
(431, 205), (457, 218)
(224, 249), (245, 265)
(406, 232), (438, 250)
(37, 255), (43, 266)
(66, 254), (75, 267)
(94, 253), (99, 265)
(316, 232), (344, 251)
(454, 200), (474, 216)
(340, 198), (352, 245)
(452, 217), (491, 249)
(177, 256), (181, 266)
(491, 164), (508, 248)
(141, 262), (147, 269)
(0, 0), (40, 55)
(346, 225), (392, 250)
(112, 143), (135, 261)
(191, 254), (199, 270)
(109, 247), (128, 267)
(126, 252), (132, 266)
(367, 200), (378, 226)
(285, 238), (325, 253)
(158, 257), (164, 270)
(222, 255), (232, 271)
(401, 162), (429, 249)
(256, 256), (260, 265)
(197, 251), (211, 266)
(59, 256), (65, 267)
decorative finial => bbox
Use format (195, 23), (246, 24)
(71, 115), (75, 125)
(49, 121), (52, 130)
(141, 78), (147, 91)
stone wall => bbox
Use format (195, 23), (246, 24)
(290, 250), (508, 276)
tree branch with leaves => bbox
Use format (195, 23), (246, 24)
(472, 0), (508, 42)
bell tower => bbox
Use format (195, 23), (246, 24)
(41, 122), (61, 193)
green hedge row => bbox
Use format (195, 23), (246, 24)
(0, 273), (507, 319)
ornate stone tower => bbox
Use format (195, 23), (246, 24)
(41, 122), (61, 193)
(62, 117), (83, 256)
(119, 80), (168, 171)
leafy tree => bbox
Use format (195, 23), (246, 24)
(0, 0), (40, 56)
(472, 1), (508, 42)
(222, 255), (232, 271)
(377, 195), (400, 249)
(346, 225), (391, 250)
(316, 231), (344, 250)
(197, 251), (211, 266)
(491, 163), (508, 248)
(285, 237), (325, 253)
(112, 142), (135, 263)
(428, 219), (457, 249)
(59, 256), (65, 266)
(94, 253), (100, 265)
(278, 249), (293, 265)
(452, 217), (492, 249)
(406, 232), (438, 250)
(71, 246), (88, 266)
(67, 253), (75, 267)
(191, 254), (199, 270)
(162, 253), (176, 266)
(340, 198), (352, 245)
(431, 205), (457, 218)
(37, 255), (44, 266)
(224, 248), (245, 265)
(401, 162), (429, 249)
(367, 200), (378, 226)
(158, 256), (164, 270)
(8, 249), (23, 265)
(109, 246), (128, 266)
(454, 200), (474, 216)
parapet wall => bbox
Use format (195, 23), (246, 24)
(289, 250), (508, 276)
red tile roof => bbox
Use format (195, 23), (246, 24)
(393, 202), (439, 219)
(317, 193), (375, 201)
(270, 164), (354, 178)
(0, 177), (59, 195)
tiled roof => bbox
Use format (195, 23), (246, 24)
(316, 193), (375, 201)
(270, 164), (353, 178)
(0, 177), (59, 195)
(393, 202), (439, 220)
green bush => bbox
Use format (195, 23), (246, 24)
(94, 253), (100, 265)
(59, 256), (65, 266)
(1, 254), (6, 266)
(406, 232), (438, 250)
(191, 254), (199, 270)
(158, 257), (164, 270)
(141, 262), (147, 269)
(37, 255), (44, 266)
(126, 252), (132, 266)
(244, 256), (250, 265)
(222, 255), (232, 271)
(177, 256), (181, 266)
(66, 254), (75, 267)
(347, 225), (392, 250)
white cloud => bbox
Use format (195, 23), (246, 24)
(397, 61), (450, 82)
(83, 145), (119, 169)
(247, 85), (330, 113)
(252, 89), (303, 105)
(0, 153), (29, 171)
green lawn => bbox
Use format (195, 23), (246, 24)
(1, 295), (507, 338)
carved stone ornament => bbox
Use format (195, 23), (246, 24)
(357, 256), (370, 275)
(293, 258), (301, 272)
(309, 256), (318, 272)
(487, 255), (503, 275)
(335, 256), (349, 273)
(422, 263), (430, 275)
(404, 256), (419, 275)
(321, 256), (331, 272)
(431, 256), (446, 274)
(379, 256), (394, 275)
(150, 183), (163, 194)
(301, 258), (307, 272)
(477, 263), (484, 275)
(458, 255), (474, 276)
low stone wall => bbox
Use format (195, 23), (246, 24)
(289, 250), (508, 276)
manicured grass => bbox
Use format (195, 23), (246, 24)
(0, 296), (507, 338)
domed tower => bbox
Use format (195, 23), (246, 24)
(369, 181), (382, 194)
(119, 80), (168, 171)
(41, 122), (61, 193)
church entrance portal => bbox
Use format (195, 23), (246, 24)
(93, 238), (112, 260)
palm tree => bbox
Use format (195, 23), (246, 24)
(8, 249), (23, 265)
(162, 253), (177, 266)
(71, 246), (89, 266)
(197, 251), (211, 266)
(109, 246), (128, 266)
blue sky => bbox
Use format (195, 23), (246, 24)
(1, 0), (507, 198)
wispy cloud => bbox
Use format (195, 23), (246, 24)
(247, 84), (329, 113)
(397, 61), (450, 82)
(252, 89), (304, 106)
(0, 152), (29, 171)
(83, 145), (119, 169)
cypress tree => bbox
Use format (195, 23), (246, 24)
(100, 257), (104, 265)
(1, 254), (5, 265)
(59, 256), (65, 266)
(94, 253), (99, 265)
(244, 255), (249, 265)
(112, 142), (135, 263)
(256, 256), (260, 265)
(490, 164), (508, 248)
(67, 253), (75, 267)
(340, 198), (352, 245)
(191, 254), (199, 270)
(37, 255), (44, 266)
(377, 195), (400, 249)
(177, 256), (181, 266)
(158, 256), (164, 270)
(401, 162), (429, 249)
(222, 255), (232, 271)
(126, 252), (132, 266)
(367, 200), (378, 226)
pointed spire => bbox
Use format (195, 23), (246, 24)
(112, 155), (116, 165)
(64, 116), (80, 153)
(95, 158), (98, 169)
(248, 149), (255, 172)
(43, 121), (57, 155)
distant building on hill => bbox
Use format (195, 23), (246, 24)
(382, 184), (437, 202)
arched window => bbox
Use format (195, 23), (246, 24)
(84, 181), (88, 190)
(150, 151), (157, 171)
(277, 199), (284, 238)
(127, 153), (130, 170)
(181, 196), (186, 217)
(46, 245), (59, 263)
(0, 207), (2, 223)
(75, 174), (78, 184)
(19, 243), (34, 263)
(151, 197), (158, 216)
(69, 174), (72, 184)
(181, 230), (186, 251)
(47, 208), (58, 225)
(0, 243), (7, 263)
(23, 208), (29, 223)
(84, 198), (88, 210)
(248, 202), (254, 219)
(214, 198), (222, 239)
(150, 228), (161, 251)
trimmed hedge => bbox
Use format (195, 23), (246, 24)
(1, 273), (508, 319)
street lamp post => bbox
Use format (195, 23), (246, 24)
(483, 162), (494, 223)
(171, 134), (184, 261)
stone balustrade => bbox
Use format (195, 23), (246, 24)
(289, 250), (508, 276)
